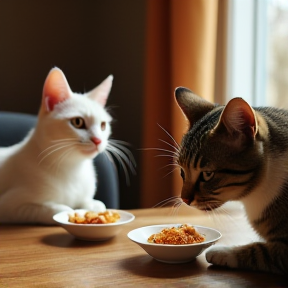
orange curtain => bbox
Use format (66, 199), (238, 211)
(141, 0), (219, 208)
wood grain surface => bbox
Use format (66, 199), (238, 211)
(1, 204), (287, 287)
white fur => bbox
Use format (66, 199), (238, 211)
(0, 68), (113, 224)
(206, 246), (238, 268)
(241, 152), (288, 224)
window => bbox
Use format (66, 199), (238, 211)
(226, 0), (288, 107)
(266, 0), (288, 107)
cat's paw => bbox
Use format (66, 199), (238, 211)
(206, 246), (238, 268)
(15, 202), (73, 225)
(45, 203), (73, 224)
(81, 199), (106, 212)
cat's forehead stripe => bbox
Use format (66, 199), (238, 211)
(179, 108), (222, 169)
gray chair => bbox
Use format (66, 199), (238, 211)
(0, 111), (119, 208)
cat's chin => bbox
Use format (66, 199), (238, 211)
(198, 206), (214, 211)
(81, 150), (100, 159)
(80, 146), (105, 158)
(182, 198), (222, 211)
(193, 203), (222, 211)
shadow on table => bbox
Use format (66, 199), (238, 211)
(41, 232), (113, 248)
(121, 255), (288, 287)
(120, 254), (205, 279)
(207, 265), (288, 287)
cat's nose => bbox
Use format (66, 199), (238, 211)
(91, 137), (102, 146)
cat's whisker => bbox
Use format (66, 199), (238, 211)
(157, 123), (181, 150)
(209, 206), (223, 224)
(154, 197), (184, 216)
(141, 139), (180, 180)
(153, 196), (183, 208)
(205, 209), (214, 222)
(107, 142), (136, 172)
(217, 205), (236, 220)
(110, 139), (131, 146)
(209, 205), (240, 245)
(170, 201), (184, 216)
(53, 147), (75, 173)
(161, 167), (179, 179)
(205, 205), (226, 233)
(107, 150), (131, 185)
(158, 139), (180, 154)
(217, 204), (251, 240)
(108, 140), (136, 167)
(141, 147), (179, 158)
(159, 163), (180, 177)
(38, 139), (79, 157)
(44, 147), (73, 172)
(107, 147), (136, 175)
(160, 163), (180, 170)
(154, 154), (177, 160)
(103, 150), (114, 163)
(38, 143), (76, 165)
(203, 204), (238, 244)
(106, 142), (136, 185)
(50, 138), (79, 143)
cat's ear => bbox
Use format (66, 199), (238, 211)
(214, 97), (258, 139)
(42, 67), (71, 112)
(175, 87), (215, 127)
(87, 75), (113, 107)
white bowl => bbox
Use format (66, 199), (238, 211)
(127, 224), (221, 263)
(53, 209), (135, 241)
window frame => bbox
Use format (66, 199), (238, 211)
(225, 0), (268, 106)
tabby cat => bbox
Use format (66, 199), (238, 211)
(0, 68), (116, 224)
(175, 87), (288, 275)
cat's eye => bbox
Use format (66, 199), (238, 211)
(70, 117), (86, 129)
(200, 171), (214, 182)
(180, 169), (185, 181)
(101, 121), (106, 131)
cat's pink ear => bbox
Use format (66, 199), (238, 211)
(42, 67), (71, 112)
(87, 75), (113, 106)
(175, 87), (214, 127)
(216, 98), (258, 138)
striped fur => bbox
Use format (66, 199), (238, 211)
(175, 88), (288, 275)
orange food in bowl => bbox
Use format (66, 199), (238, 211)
(148, 224), (205, 245)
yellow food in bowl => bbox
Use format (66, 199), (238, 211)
(68, 210), (120, 224)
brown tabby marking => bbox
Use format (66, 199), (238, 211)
(174, 87), (288, 275)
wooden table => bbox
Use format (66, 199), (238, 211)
(1, 204), (287, 287)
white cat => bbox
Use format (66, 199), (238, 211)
(0, 68), (113, 224)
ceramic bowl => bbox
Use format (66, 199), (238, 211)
(53, 209), (135, 241)
(127, 224), (221, 263)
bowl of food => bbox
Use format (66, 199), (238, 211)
(53, 209), (135, 241)
(127, 224), (221, 263)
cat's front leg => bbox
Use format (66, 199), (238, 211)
(80, 199), (106, 212)
(17, 202), (73, 225)
(206, 242), (288, 275)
